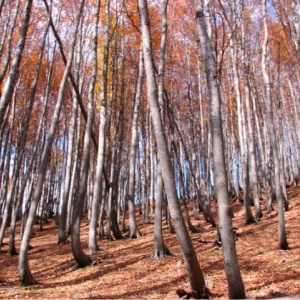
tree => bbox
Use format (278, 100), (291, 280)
(194, 1), (245, 298)
(0, 21), (49, 249)
(138, 0), (207, 297)
(127, 50), (143, 239)
(151, 0), (174, 257)
(71, 0), (100, 267)
(88, 0), (111, 254)
(261, 0), (289, 250)
(0, 0), (33, 126)
(18, 0), (86, 285)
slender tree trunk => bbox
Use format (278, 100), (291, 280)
(127, 51), (143, 239)
(66, 112), (81, 235)
(0, 23), (49, 248)
(58, 92), (77, 243)
(0, 0), (20, 86)
(139, 1), (207, 297)
(0, 93), (15, 248)
(0, 0), (33, 125)
(241, 14), (262, 219)
(71, 0), (99, 265)
(18, 0), (86, 285)
(229, 23), (255, 224)
(261, 0), (288, 250)
(89, 0), (110, 254)
(195, 2), (245, 298)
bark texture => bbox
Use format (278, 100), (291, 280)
(194, 1), (245, 298)
(139, 0), (207, 297)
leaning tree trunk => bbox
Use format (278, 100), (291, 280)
(0, 22), (49, 248)
(138, 0), (207, 297)
(194, 2), (245, 298)
(0, 0), (20, 86)
(151, 0), (174, 257)
(71, 0), (100, 266)
(0, 93), (15, 248)
(261, 0), (289, 250)
(18, 0), (85, 285)
(10, 69), (51, 253)
(0, 0), (33, 126)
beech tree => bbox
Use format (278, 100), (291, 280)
(138, 0), (207, 297)
(71, 0), (101, 267)
(261, 0), (289, 250)
(88, 0), (110, 254)
(194, 0), (245, 298)
(1, 0), (300, 297)
(0, 0), (33, 126)
(151, 0), (174, 258)
(0, 22), (49, 250)
(18, 0), (86, 285)
(127, 50), (143, 239)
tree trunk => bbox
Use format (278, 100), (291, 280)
(261, 0), (288, 250)
(0, 0), (33, 126)
(139, 1), (207, 297)
(88, 0), (110, 254)
(195, 2), (245, 298)
(58, 95), (77, 243)
(229, 18), (255, 224)
(127, 51), (143, 239)
(241, 14), (262, 219)
(18, 0), (86, 285)
(71, 0), (99, 265)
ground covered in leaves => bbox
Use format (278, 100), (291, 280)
(1, 187), (300, 299)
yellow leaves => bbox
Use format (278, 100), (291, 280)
(243, 7), (252, 23)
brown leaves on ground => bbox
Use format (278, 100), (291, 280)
(1, 187), (300, 299)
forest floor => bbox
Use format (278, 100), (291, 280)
(1, 187), (300, 299)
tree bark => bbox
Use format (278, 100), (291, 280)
(138, 0), (207, 297)
(18, 0), (86, 285)
(0, 0), (33, 126)
(89, 0), (110, 254)
(194, 2), (245, 298)
(127, 51), (143, 239)
(261, 0), (289, 250)
(71, 0), (100, 265)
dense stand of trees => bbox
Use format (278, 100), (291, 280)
(0, 0), (299, 297)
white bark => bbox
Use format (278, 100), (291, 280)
(89, 0), (110, 253)
(261, 0), (288, 250)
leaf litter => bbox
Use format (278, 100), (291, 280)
(1, 187), (300, 299)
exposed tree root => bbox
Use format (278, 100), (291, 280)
(151, 247), (177, 259)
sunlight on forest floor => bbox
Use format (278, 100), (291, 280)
(1, 187), (300, 299)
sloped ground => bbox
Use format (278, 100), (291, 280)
(1, 187), (300, 299)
